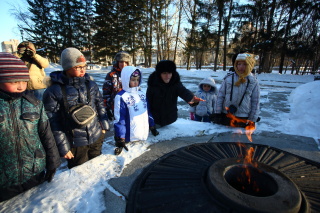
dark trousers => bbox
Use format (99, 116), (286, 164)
(0, 171), (45, 202)
(67, 133), (105, 169)
(194, 114), (210, 122)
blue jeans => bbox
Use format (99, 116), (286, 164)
(194, 114), (210, 122)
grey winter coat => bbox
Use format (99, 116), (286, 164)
(189, 77), (217, 116)
(0, 91), (60, 188)
(215, 72), (260, 122)
(43, 71), (109, 157)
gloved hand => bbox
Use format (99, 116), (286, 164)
(44, 169), (56, 183)
(115, 137), (128, 150)
(150, 127), (159, 136)
(211, 113), (223, 124)
(106, 109), (114, 121)
(190, 112), (195, 120)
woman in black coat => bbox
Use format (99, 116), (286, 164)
(147, 60), (202, 127)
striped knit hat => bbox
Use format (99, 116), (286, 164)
(0, 52), (30, 83)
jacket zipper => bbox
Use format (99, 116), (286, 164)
(9, 100), (23, 184)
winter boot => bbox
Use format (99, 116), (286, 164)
(114, 147), (123, 155)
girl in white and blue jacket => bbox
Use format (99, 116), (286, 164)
(113, 66), (158, 155)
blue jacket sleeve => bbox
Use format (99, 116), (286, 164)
(113, 93), (128, 139)
(43, 85), (71, 157)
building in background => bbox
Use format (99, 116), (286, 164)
(1, 39), (20, 53)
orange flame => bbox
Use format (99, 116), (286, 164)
(243, 147), (256, 184)
(227, 106), (259, 192)
(225, 107), (256, 142)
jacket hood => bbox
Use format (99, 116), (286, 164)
(198, 77), (217, 93)
(121, 66), (141, 91)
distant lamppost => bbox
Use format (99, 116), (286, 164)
(20, 29), (24, 41)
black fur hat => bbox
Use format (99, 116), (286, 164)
(155, 60), (176, 74)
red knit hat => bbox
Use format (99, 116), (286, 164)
(0, 52), (30, 83)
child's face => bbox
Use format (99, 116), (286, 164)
(236, 61), (247, 74)
(129, 76), (140, 88)
(119, 61), (128, 70)
(202, 84), (211, 92)
(0, 81), (28, 93)
(161, 72), (172, 84)
(67, 63), (87, 77)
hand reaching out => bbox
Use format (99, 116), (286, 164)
(64, 151), (74, 159)
(188, 96), (205, 106)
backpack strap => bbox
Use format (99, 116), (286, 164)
(59, 81), (91, 113)
(230, 74), (250, 107)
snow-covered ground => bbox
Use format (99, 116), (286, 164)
(0, 64), (319, 212)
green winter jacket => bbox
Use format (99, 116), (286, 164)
(0, 91), (60, 188)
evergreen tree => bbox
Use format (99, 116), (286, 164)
(24, 0), (54, 61)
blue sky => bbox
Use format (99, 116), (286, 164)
(0, 0), (25, 43)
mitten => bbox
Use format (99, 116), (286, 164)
(107, 109), (114, 121)
(211, 113), (223, 124)
(150, 127), (159, 136)
(44, 169), (56, 183)
(115, 137), (128, 151)
(190, 112), (195, 120)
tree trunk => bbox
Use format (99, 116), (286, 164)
(279, 3), (294, 74)
(214, 17), (222, 71)
(173, 0), (183, 63)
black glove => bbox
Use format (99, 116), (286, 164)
(115, 137), (128, 151)
(44, 169), (56, 183)
(150, 127), (159, 136)
(211, 113), (223, 124)
(107, 109), (114, 121)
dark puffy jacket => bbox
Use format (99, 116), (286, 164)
(43, 71), (109, 157)
(147, 70), (194, 127)
(102, 66), (122, 110)
(0, 91), (60, 188)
